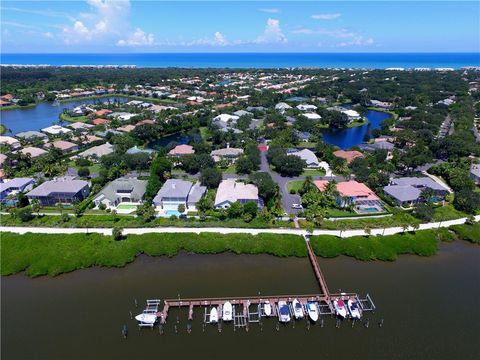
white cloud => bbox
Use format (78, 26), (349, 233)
(255, 18), (287, 44)
(311, 13), (341, 20)
(291, 27), (356, 38)
(117, 28), (155, 46)
(259, 8), (280, 14)
(182, 31), (229, 47)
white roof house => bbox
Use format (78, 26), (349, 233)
(0, 136), (21, 148)
(302, 113), (322, 120)
(275, 102), (292, 113)
(296, 104), (317, 111)
(78, 143), (114, 158)
(342, 109), (361, 120)
(214, 179), (261, 208)
(288, 149), (319, 168)
(213, 114), (239, 123)
(41, 125), (72, 135)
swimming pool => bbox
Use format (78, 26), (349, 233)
(360, 207), (381, 213)
(165, 210), (181, 216)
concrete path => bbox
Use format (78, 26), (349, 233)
(2, 215), (478, 238)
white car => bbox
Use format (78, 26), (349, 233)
(291, 204), (303, 209)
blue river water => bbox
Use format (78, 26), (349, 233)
(0, 97), (127, 134)
(2, 53), (479, 69)
(322, 110), (392, 149)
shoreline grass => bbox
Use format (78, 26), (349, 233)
(1, 224), (478, 277)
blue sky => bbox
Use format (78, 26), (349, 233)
(1, 1), (479, 53)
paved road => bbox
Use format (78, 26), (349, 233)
(2, 215), (478, 238)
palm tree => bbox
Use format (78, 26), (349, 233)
(31, 199), (41, 217)
(402, 223), (409, 233)
(56, 202), (63, 215)
(364, 226), (372, 237)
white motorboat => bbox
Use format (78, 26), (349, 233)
(306, 302), (319, 322)
(222, 301), (233, 321)
(278, 301), (291, 323)
(347, 299), (362, 320)
(209, 307), (219, 323)
(333, 298), (348, 318)
(135, 311), (157, 325)
(264, 301), (272, 316)
(292, 299), (304, 319)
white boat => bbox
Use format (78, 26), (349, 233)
(278, 301), (291, 323)
(306, 302), (319, 322)
(264, 301), (272, 316)
(135, 311), (157, 325)
(292, 299), (304, 319)
(333, 298), (348, 318)
(209, 307), (219, 323)
(222, 301), (233, 321)
(347, 299), (362, 320)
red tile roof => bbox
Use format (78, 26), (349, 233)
(333, 150), (365, 164)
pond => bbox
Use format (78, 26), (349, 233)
(149, 131), (202, 150)
(1, 241), (479, 360)
(322, 110), (392, 149)
(0, 96), (128, 134)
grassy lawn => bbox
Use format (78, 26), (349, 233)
(287, 180), (304, 193)
(302, 168), (326, 177)
(68, 161), (102, 174)
(325, 208), (357, 217)
(299, 142), (317, 148)
(199, 126), (210, 141)
(347, 118), (369, 128)
(222, 164), (237, 174)
(60, 113), (91, 123)
(432, 204), (468, 221)
(0, 124), (6, 135)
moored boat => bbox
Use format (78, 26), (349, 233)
(347, 299), (362, 320)
(292, 299), (304, 319)
(135, 311), (157, 325)
(333, 298), (347, 318)
(264, 301), (272, 316)
(278, 301), (291, 323)
(306, 302), (319, 322)
(222, 301), (233, 321)
(209, 307), (219, 323)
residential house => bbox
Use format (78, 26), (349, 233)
(287, 149), (319, 168)
(333, 150), (365, 164)
(302, 112), (322, 121)
(370, 100), (393, 109)
(233, 110), (253, 118)
(126, 146), (156, 155)
(93, 177), (147, 210)
(383, 177), (450, 207)
(0, 136), (21, 149)
(92, 118), (111, 126)
(46, 140), (78, 153)
(20, 146), (48, 158)
(296, 104), (317, 111)
(211, 147), (244, 163)
(214, 179), (262, 208)
(153, 179), (206, 212)
(69, 122), (94, 132)
(470, 162), (480, 185)
(315, 180), (384, 213)
(15, 131), (48, 141)
(95, 109), (113, 117)
(275, 102), (292, 113)
(342, 109), (361, 122)
(117, 124), (136, 133)
(169, 144), (195, 156)
(78, 143), (114, 159)
(26, 178), (90, 206)
(0, 177), (35, 204)
(0, 154), (7, 167)
(41, 125), (72, 135)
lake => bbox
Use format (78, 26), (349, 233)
(0, 96), (128, 134)
(2, 241), (479, 360)
(322, 110), (392, 149)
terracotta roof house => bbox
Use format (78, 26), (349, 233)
(135, 119), (156, 126)
(92, 118), (111, 126)
(117, 124), (136, 133)
(153, 179), (206, 212)
(20, 146), (48, 158)
(46, 140), (78, 153)
(26, 178), (90, 206)
(214, 179), (262, 209)
(333, 150), (365, 164)
(314, 180), (383, 213)
(95, 109), (113, 117)
(169, 144), (194, 156)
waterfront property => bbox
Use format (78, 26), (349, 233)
(333, 150), (365, 164)
(26, 177), (90, 206)
(168, 144), (194, 156)
(41, 125), (72, 135)
(383, 177), (449, 207)
(45, 140), (78, 153)
(0, 136), (21, 149)
(19, 146), (48, 158)
(0, 177), (35, 204)
(93, 177), (147, 212)
(214, 179), (262, 208)
(153, 179), (206, 214)
(315, 180), (384, 213)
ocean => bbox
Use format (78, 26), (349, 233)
(1, 53), (479, 69)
